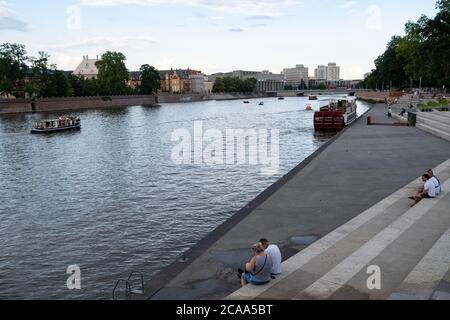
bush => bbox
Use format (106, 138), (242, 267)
(438, 98), (448, 106)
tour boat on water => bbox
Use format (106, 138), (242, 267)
(31, 115), (81, 134)
(314, 97), (357, 131)
(305, 104), (313, 111)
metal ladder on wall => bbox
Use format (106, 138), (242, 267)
(112, 271), (145, 300)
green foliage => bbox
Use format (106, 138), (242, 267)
(364, 1), (450, 90)
(95, 51), (129, 95)
(0, 43), (29, 97)
(438, 98), (449, 105)
(284, 84), (294, 90)
(212, 76), (257, 93)
(139, 64), (160, 94)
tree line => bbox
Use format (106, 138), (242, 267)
(212, 77), (257, 93)
(0, 44), (161, 98)
(363, 0), (449, 91)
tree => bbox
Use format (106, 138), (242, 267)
(213, 77), (225, 93)
(0, 43), (29, 97)
(366, 1), (450, 90)
(29, 51), (56, 97)
(139, 64), (160, 94)
(95, 51), (129, 95)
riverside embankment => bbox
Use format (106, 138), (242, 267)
(144, 103), (450, 300)
(0, 93), (266, 114)
(0, 91), (393, 115)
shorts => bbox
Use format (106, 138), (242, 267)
(421, 193), (434, 199)
(243, 272), (270, 286)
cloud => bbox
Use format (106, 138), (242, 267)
(42, 36), (155, 51)
(248, 23), (267, 28)
(247, 15), (273, 20)
(79, 0), (301, 16)
(339, 0), (357, 10)
(0, 1), (30, 31)
(229, 28), (243, 32)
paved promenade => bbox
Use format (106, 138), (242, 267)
(146, 104), (450, 300)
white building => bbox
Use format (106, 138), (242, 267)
(282, 64), (309, 87)
(314, 65), (327, 80)
(189, 74), (205, 94)
(73, 55), (100, 79)
(314, 63), (341, 82)
(326, 62), (340, 81)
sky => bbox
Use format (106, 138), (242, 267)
(0, 0), (440, 79)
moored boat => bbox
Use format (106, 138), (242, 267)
(314, 97), (357, 131)
(31, 116), (81, 134)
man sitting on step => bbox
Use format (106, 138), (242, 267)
(427, 169), (442, 196)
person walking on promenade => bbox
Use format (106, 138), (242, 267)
(259, 238), (282, 278)
(239, 242), (273, 287)
(388, 107), (392, 118)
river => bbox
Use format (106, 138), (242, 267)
(0, 97), (370, 299)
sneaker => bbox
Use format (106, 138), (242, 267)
(408, 197), (415, 200)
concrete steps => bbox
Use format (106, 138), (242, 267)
(414, 112), (450, 142)
(227, 160), (450, 300)
(417, 123), (450, 142)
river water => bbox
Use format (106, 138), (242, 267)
(0, 97), (370, 299)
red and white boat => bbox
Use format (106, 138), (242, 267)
(314, 97), (357, 131)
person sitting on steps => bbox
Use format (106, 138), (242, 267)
(238, 242), (273, 287)
(409, 174), (436, 207)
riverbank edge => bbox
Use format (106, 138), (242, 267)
(141, 104), (374, 300)
(0, 93), (266, 115)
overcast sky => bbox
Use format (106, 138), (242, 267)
(0, 0), (439, 79)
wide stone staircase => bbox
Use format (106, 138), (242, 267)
(227, 159), (450, 300)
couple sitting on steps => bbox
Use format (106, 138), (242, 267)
(409, 169), (442, 207)
(238, 238), (282, 287)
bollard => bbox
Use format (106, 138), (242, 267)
(367, 116), (372, 125)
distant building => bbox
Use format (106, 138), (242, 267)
(282, 64), (309, 88)
(326, 63), (340, 82)
(314, 65), (327, 80)
(159, 69), (207, 94)
(209, 70), (284, 93)
(128, 71), (141, 89)
(73, 55), (99, 79)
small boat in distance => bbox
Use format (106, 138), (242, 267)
(278, 97), (285, 100)
(31, 115), (81, 134)
(243, 101), (250, 104)
(305, 104), (313, 111)
(309, 95), (318, 101)
(259, 102), (264, 106)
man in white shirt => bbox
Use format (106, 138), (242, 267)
(411, 174), (436, 207)
(427, 169), (442, 196)
(260, 238), (282, 277)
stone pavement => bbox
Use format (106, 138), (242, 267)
(145, 104), (450, 300)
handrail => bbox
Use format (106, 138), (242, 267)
(112, 279), (131, 300)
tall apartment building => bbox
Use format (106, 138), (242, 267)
(282, 64), (309, 86)
(314, 63), (341, 82)
(326, 63), (340, 81)
(314, 65), (327, 80)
